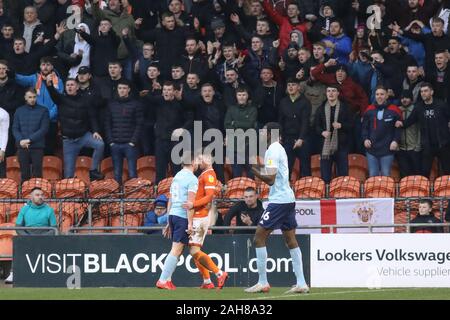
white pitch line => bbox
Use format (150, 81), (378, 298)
(239, 288), (423, 300)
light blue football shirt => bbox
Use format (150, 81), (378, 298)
(264, 141), (296, 204)
(169, 168), (199, 219)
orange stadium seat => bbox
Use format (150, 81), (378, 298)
(55, 178), (86, 198)
(396, 176), (431, 231)
(0, 179), (18, 198)
(294, 177), (325, 199)
(0, 223), (16, 261)
(137, 156), (156, 182)
(157, 178), (173, 197)
(434, 176), (450, 197)
(75, 156), (92, 185)
(6, 156), (20, 184)
(364, 176), (396, 198)
(111, 214), (142, 234)
(53, 178), (88, 232)
(21, 178), (53, 198)
(101, 157), (129, 182)
(78, 217), (109, 234)
(42, 156), (63, 181)
(348, 154), (368, 183)
(399, 176), (430, 198)
(256, 179), (270, 199)
(0, 203), (22, 224)
(225, 177), (256, 198)
(89, 179), (120, 198)
(122, 178), (154, 214)
(329, 176), (361, 198)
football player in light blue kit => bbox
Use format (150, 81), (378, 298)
(246, 122), (309, 294)
(156, 151), (199, 290)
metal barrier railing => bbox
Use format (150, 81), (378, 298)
(0, 223), (448, 260)
(0, 197), (448, 235)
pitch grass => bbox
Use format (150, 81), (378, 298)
(0, 287), (450, 300)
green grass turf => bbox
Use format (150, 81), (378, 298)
(0, 287), (449, 300)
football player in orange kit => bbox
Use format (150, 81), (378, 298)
(183, 152), (229, 289)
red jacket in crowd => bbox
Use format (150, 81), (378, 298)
(311, 63), (369, 115)
(262, 0), (312, 55)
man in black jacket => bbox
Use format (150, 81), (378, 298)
(400, 83), (450, 177)
(222, 187), (264, 234)
(279, 78), (312, 178)
(137, 12), (187, 80)
(105, 79), (143, 184)
(426, 50), (449, 104)
(143, 81), (193, 183)
(12, 88), (49, 182)
(0, 60), (24, 157)
(46, 77), (104, 180)
(195, 83), (226, 182)
(76, 18), (120, 78)
(181, 38), (209, 83)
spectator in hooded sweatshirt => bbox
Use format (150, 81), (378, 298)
(224, 86), (258, 178)
(12, 88), (49, 182)
(362, 86), (402, 177)
(402, 64), (425, 104)
(143, 194), (169, 235)
(104, 79), (143, 184)
(396, 90), (421, 178)
(261, 0), (311, 55)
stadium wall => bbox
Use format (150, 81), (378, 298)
(13, 234), (450, 288)
(13, 235), (311, 288)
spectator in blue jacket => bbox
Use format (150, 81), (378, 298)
(143, 194), (168, 235)
(12, 88), (49, 182)
(349, 46), (373, 95)
(15, 57), (63, 155)
(322, 19), (352, 65)
(362, 86), (402, 177)
(397, 21), (430, 69)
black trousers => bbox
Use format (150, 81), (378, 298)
(17, 148), (44, 182)
(396, 150), (421, 178)
(283, 136), (312, 178)
(155, 139), (181, 184)
(422, 144), (450, 177)
(44, 122), (58, 156)
(0, 158), (5, 178)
